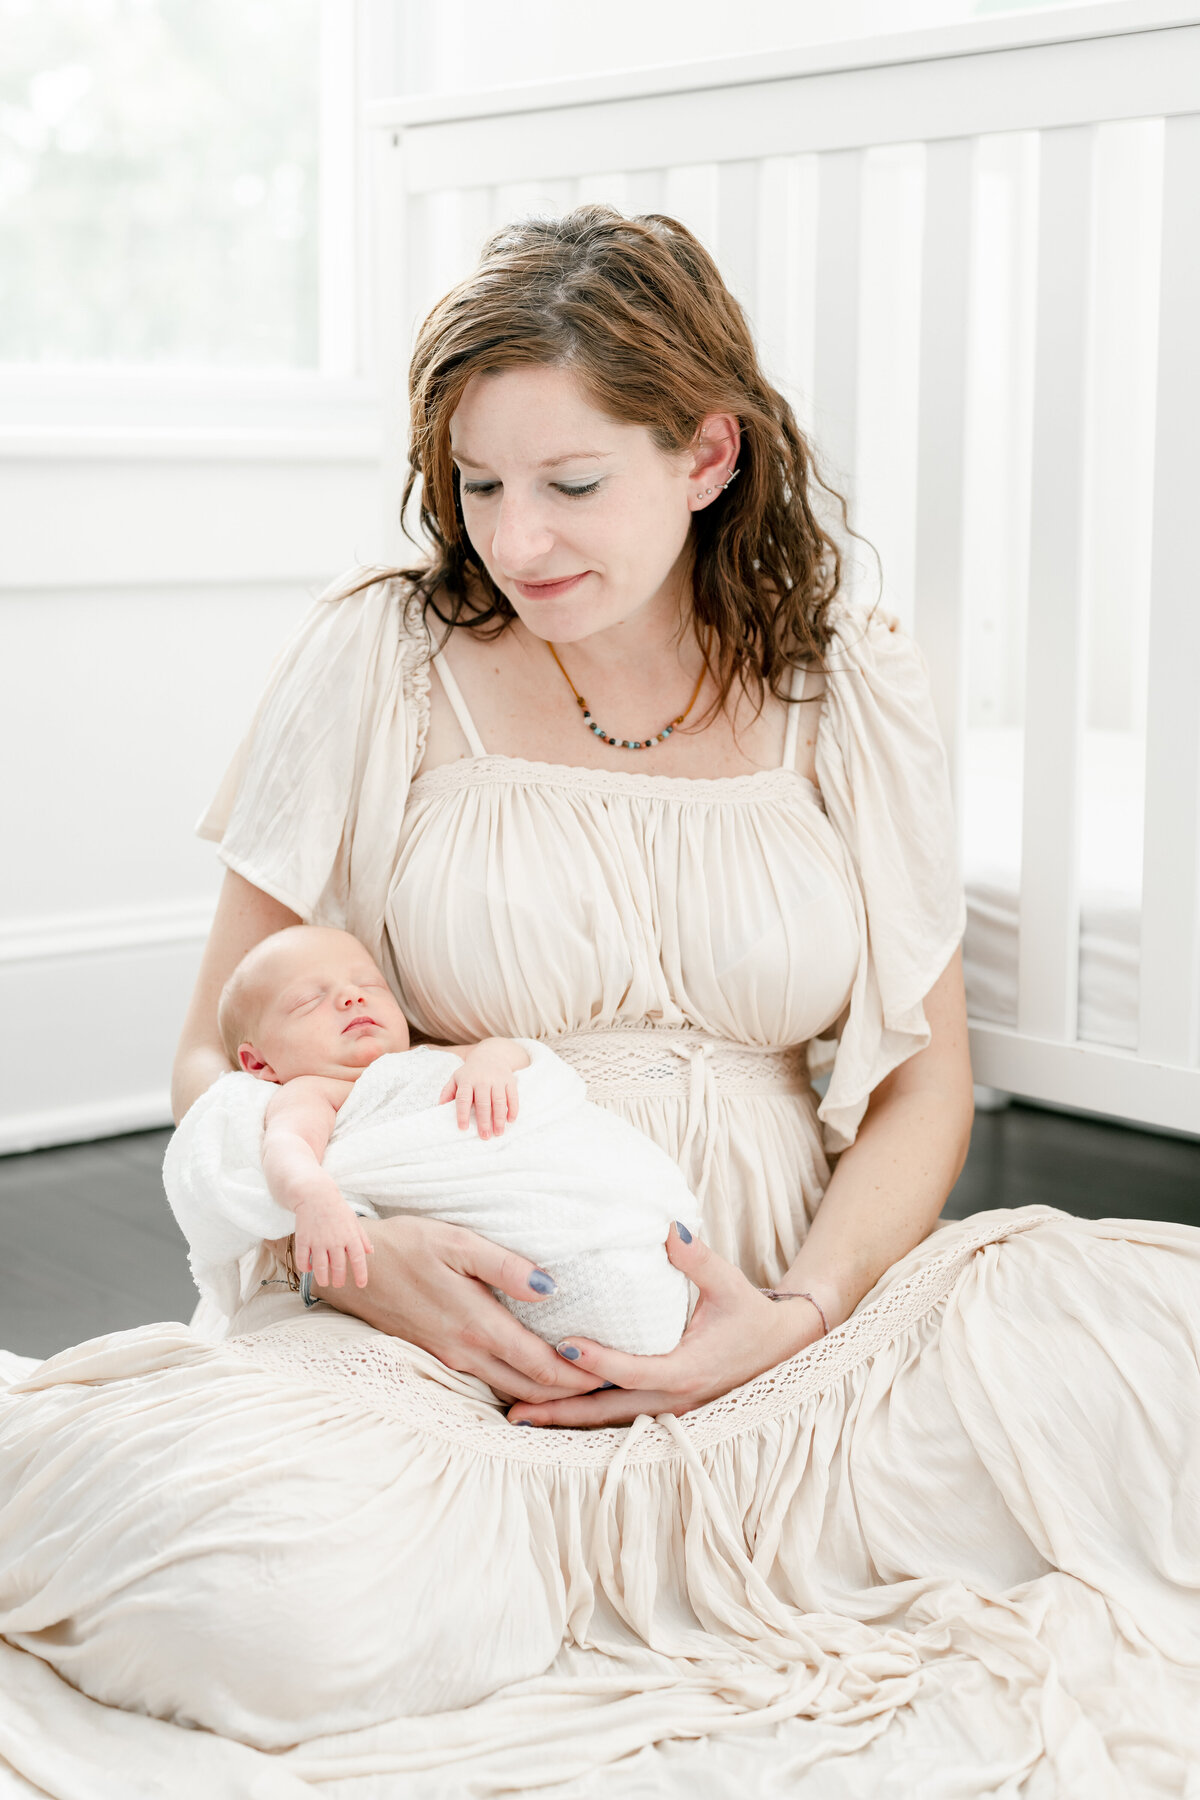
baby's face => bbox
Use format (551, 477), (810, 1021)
(238, 930), (410, 1083)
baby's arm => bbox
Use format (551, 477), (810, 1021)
(438, 1038), (531, 1139)
(262, 1076), (373, 1288)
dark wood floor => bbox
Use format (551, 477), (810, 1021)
(2, 1103), (1198, 1361)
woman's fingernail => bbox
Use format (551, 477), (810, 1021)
(556, 1342), (581, 1360)
(528, 1269), (556, 1295)
(675, 1220), (693, 1244)
(599, 1381), (616, 1390)
(514, 1419), (535, 1427)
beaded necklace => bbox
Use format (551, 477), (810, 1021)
(547, 642), (707, 750)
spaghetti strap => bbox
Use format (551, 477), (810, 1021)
(781, 663), (807, 770)
(432, 653), (488, 758)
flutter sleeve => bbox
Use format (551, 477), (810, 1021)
(196, 571), (432, 975)
(812, 601), (967, 1154)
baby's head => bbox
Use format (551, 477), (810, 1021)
(219, 926), (410, 1083)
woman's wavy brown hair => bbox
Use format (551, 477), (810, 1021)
(373, 204), (857, 713)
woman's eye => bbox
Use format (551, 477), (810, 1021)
(461, 481), (497, 497)
(555, 481), (601, 499)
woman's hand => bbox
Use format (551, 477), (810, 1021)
(311, 1214), (604, 1405)
(507, 1225), (826, 1428)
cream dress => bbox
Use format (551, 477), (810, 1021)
(1, 576), (1198, 1800)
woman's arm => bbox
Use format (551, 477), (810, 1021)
(171, 868), (301, 1122)
(779, 946), (975, 1332)
(506, 949), (974, 1426)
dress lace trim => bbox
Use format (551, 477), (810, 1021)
(409, 756), (825, 809)
(223, 1209), (1057, 1470)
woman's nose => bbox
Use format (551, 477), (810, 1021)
(489, 493), (555, 573)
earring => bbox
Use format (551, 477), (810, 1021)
(695, 466), (740, 501)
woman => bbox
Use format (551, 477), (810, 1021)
(2, 208), (1198, 1798)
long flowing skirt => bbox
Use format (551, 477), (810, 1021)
(2, 1205), (1199, 1799)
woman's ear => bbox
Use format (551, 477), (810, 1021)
(237, 1042), (277, 1081)
(688, 412), (741, 508)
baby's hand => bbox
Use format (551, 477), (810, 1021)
(291, 1180), (374, 1289)
(439, 1051), (520, 1140)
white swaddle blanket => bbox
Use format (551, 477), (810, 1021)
(164, 1040), (701, 1354)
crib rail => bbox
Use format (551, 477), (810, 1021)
(369, 6), (1200, 1134)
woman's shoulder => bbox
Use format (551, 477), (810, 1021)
(315, 563), (435, 651)
(822, 596), (917, 671)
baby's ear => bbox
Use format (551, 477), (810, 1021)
(237, 1043), (275, 1080)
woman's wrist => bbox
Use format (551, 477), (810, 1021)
(774, 1267), (851, 1334)
(759, 1287), (830, 1338)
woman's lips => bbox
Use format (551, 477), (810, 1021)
(510, 572), (590, 601)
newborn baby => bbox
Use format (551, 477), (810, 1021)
(165, 925), (701, 1354)
(217, 925), (535, 1291)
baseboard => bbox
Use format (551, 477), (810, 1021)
(0, 915), (209, 1156)
(0, 1092), (174, 1157)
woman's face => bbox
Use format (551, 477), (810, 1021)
(449, 363), (713, 645)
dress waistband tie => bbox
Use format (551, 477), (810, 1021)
(547, 1025), (812, 1201)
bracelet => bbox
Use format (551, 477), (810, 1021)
(758, 1288), (830, 1337)
(300, 1271), (320, 1308)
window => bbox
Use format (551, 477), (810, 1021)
(0, 0), (330, 371)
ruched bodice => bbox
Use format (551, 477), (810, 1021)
(391, 760), (860, 1048)
(389, 754), (864, 1277)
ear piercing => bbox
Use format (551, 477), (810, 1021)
(695, 466), (740, 501)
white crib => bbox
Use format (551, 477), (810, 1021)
(368, 4), (1200, 1137)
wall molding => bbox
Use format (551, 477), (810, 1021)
(0, 426), (381, 463)
(0, 901), (213, 967)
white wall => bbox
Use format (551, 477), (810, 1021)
(0, 425), (382, 1151)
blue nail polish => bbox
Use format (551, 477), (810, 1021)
(556, 1342), (581, 1360)
(675, 1220), (693, 1244)
(514, 1419), (534, 1427)
(528, 1269), (556, 1295)
(599, 1381), (617, 1390)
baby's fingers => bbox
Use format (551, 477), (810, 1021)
(490, 1084), (508, 1137)
(506, 1077), (519, 1123)
(456, 1082), (475, 1132)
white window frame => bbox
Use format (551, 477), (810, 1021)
(0, 0), (398, 462)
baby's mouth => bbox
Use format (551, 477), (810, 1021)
(341, 1016), (380, 1035)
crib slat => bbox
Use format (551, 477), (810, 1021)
(913, 137), (974, 822)
(1140, 112), (1200, 1068)
(812, 149), (863, 503)
(715, 160), (761, 320)
(1017, 125), (1095, 1042)
(627, 169), (667, 213)
(663, 164), (718, 252)
(754, 156), (818, 408)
